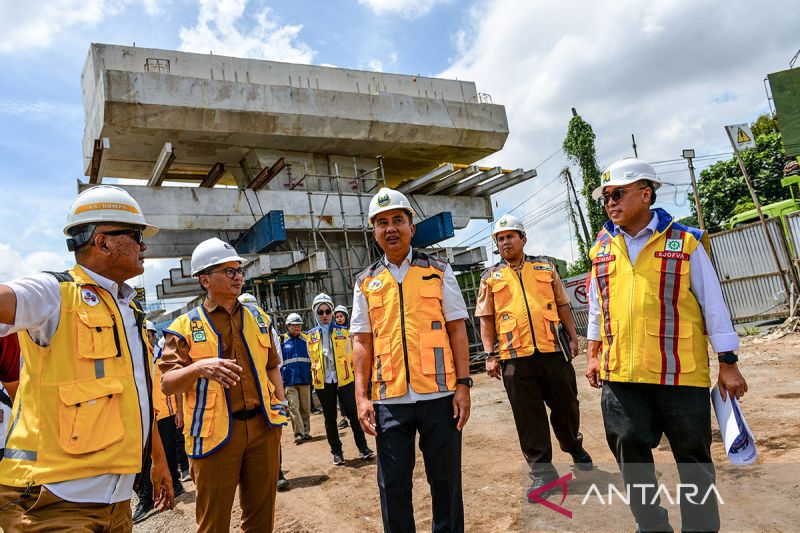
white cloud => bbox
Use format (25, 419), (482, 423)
(357, 0), (451, 19)
(0, 0), (166, 54)
(178, 0), (314, 64)
(441, 0), (798, 258)
(0, 244), (71, 281)
(367, 59), (384, 72)
(0, 98), (83, 122)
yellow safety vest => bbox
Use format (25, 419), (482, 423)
(0, 265), (152, 487)
(165, 303), (287, 458)
(589, 209), (711, 387)
(306, 326), (354, 389)
(357, 251), (457, 400)
(481, 257), (562, 358)
(152, 353), (176, 421)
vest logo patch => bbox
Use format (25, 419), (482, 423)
(367, 279), (383, 291)
(309, 333), (320, 344)
(533, 264), (553, 271)
(655, 251), (690, 261)
(81, 288), (99, 306)
(665, 238), (683, 252)
(492, 271), (503, 280)
(592, 255), (615, 264)
(255, 315), (267, 328)
(335, 329), (345, 338)
(190, 319), (204, 331)
(192, 330), (207, 343)
(597, 240), (611, 257)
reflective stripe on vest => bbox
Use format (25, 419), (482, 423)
(588, 211), (710, 387)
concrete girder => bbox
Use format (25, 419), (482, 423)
(169, 268), (195, 286)
(397, 164), (454, 194)
(422, 165), (479, 195)
(461, 168), (524, 197)
(79, 183), (492, 255)
(283, 251), (327, 275)
(440, 167), (502, 196)
(157, 278), (203, 299)
(472, 169), (537, 197)
(147, 143), (174, 186)
(88, 137), (110, 184)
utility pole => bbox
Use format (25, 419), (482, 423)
(681, 149), (705, 230)
(631, 134), (638, 157)
(563, 167), (591, 243)
(725, 126), (793, 300)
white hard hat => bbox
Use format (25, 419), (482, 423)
(333, 305), (349, 316)
(286, 313), (303, 325)
(592, 158), (662, 200)
(145, 320), (157, 332)
(238, 292), (258, 305)
(492, 214), (526, 238)
(191, 237), (245, 276)
(368, 187), (416, 225)
(64, 185), (158, 250)
(312, 293), (334, 312)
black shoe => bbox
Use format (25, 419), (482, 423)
(294, 433), (304, 444)
(333, 453), (345, 465)
(132, 500), (155, 523)
(180, 469), (191, 482)
(302, 433), (312, 441)
(311, 407), (323, 414)
(526, 477), (561, 503)
(571, 448), (594, 471)
(173, 484), (185, 498)
(338, 418), (349, 429)
(277, 473), (290, 492)
(359, 447), (375, 460)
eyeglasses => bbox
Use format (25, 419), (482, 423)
(97, 228), (143, 244)
(599, 186), (648, 206)
(317, 309), (332, 316)
(208, 266), (244, 279)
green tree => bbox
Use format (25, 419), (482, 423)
(688, 115), (787, 232)
(563, 113), (606, 237)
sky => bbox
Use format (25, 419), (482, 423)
(0, 0), (797, 302)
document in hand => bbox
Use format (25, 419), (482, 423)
(711, 385), (757, 465)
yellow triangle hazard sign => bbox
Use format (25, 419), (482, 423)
(737, 127), (752, 144)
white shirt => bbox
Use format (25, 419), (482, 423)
(0, 266), (151, 504)
(586, 212), (739, 353)
(351, 249), (468, 404)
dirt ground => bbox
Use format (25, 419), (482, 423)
(135, 331), (800, 532)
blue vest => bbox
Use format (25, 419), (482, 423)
(280, 333), (312, 386)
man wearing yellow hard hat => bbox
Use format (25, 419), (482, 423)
(0, 185), (173, 532)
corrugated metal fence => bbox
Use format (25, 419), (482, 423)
(709, 217), (794, 323)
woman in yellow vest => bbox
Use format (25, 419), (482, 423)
(307, 293), (373, 465)
(586, 158), (748, 532)
(160, 238), (287, 533)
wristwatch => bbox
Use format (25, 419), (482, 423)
(456, 377), (474, 388)
(718, 351), (738, 364)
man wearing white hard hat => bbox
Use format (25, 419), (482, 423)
(475, 213), (592, 503)
(0, 185), (174, 532)
(352, 187), (471, 532)
(279, 313), (313, 444)
(586, 157), (747, 531)
(160, 238), (287, 532)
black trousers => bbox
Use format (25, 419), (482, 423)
(601, 382), (719, 533)
(316, 381), (368, 455)
(138, 415), (184, 504)
(501, 353), (583, 481)
(375, 395), (463, 533)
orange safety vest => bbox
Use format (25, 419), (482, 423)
(0, 265), (152, 487)
(481, 257), (562, 358)
(165, 303), (287, 458)
(356, 251), (457, 400)
(589, 208), (712, 387)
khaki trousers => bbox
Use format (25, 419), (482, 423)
(0, 484), (132, 533)
(191, 416), (282, 533)
(285, 384), (311, 436)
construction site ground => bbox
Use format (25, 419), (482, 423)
(134, 331), (800, 532)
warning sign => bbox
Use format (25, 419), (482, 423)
(725, 123), (756, 151)
(562, 273), (590, 312)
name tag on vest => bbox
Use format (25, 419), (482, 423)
(654, 251), (690, 261)
(592, 255), (615, 264)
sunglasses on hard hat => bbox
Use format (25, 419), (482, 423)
(317, 308), (332, 316)
(598, 186), (648, 206)
(97, 228), (144, 244)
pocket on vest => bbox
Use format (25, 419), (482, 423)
(419, 330), (454, 375)
(490, 280), (512, 309)
(187, 388), (218, 438)
(372, 336), (394, 382)
(57, 377), (124, 455)
(76, 311), (118, 359)
(542, 308), (560, 342)
(496, 318), (521, 351)
(643, 319), (697, 374)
